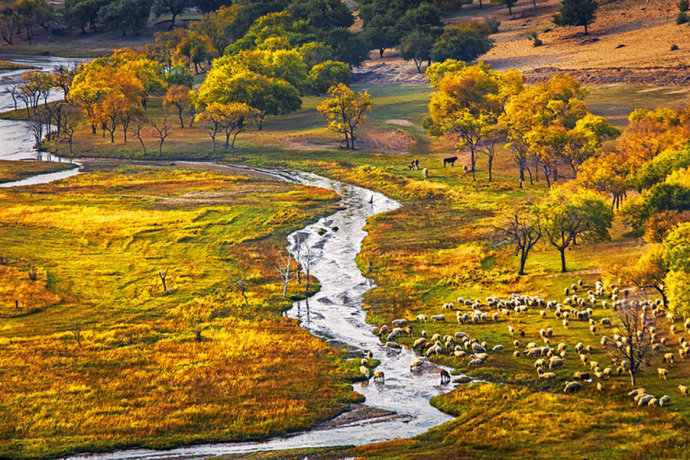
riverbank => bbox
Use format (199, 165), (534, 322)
(0, 160), (75, 184)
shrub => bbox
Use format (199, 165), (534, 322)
(677, 12), (688, 24)
(485, 18), (501, 34)
(528, 31), (543, 47)
(679, 0), (689, 12)
(671, 44), (679, 51)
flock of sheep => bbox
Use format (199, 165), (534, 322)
(364, 279), (690, 409)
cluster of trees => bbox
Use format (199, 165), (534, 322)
(0, 0), (54, 44)
(360, 0), (495, 72)
(425, 60), (619, 185)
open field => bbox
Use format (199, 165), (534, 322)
(0, 165), (376, 459)
(4, 67), (690, 458)
(0, 160), (75, 184)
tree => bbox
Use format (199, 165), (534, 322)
(275, 250), (296, 297)
(228, 270), (250, 308)
(298, 41), (334, 69)
(618, 244), (669, 307)
(430, 27), (494, 63)
(98, 0), (152, 36)
(534, 186), (613, 272)
(193, 0), (231, 13)
(399, 30), (436, 73)
(504, 212), (541, 275)
(553, 0), (598, 35)
(287, 0), (354, 30)
(317, 83), (372, 150)
(163, 84), (192, 128)
(164, 64), (194, 88)
(495, 0), (517, 14)
(307, 60), (350, 95)
(425, 64), (510, 180)
(324, 28), (369, 68)
(576, 151), (630, 209)
(196, 69), (302, 126)
(605, 299), (653, 387)
(64, 0), (110, 33)
(361, 14), (399, 58)
(59, 105), (79, 157)
(152, 0), (189, 29)
(151, 118), (172, 156)
(195, 102), (260, 149)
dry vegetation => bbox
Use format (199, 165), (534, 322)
(0, 160), (75, 184)
(0, 166), (370, 459)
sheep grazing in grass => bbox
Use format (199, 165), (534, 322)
(573, 371), (591, 381)
(664, 353), (675, 364)
(413, 338), (426, 349)
(360, 366), (370, 379)
(540, 311), (546, 318)
(513, 350), (521, 358)
(421, 330), (428, 338)
(590, 325), (597, 334)
(377, 325), (389, 336)
(562, 319), (569, 328)
(671, 325), (677, 334)
(602, 368), (612, 378)
(492, 312), (500, 322)
(680, 348), (687, 359)
(392, 318), (408, 327)
(534, 359), (547, 369)
(385, 341), (401, 350)
(468, 358), (484, 368)
(628, 388), (646, 398)
(660, 395), (671, 407)
(597, 382), (604, 392)
(589, 361), (599, 370)
(472, 342), (486, 353)
(679, 385), (689, 397)
(658, 368), (669, 380)
(373, 371), (385, 383)
(440, 369), (451, 384)
(423, 168), (429, 179)
(431, 314), (445, 322)
(454, 350), (466, 358)
(600, 336), (608, 346)
(367, 350), (374, 359)
(492, 344), (503, 352)
(540, 372), (557, 380)
(564, 381), (581, 393)
(416, 314), (428, 323)
(580, 354), (589, 365)
(431, 333), (441, 343)
(549, 357), (563, 370)
(638, 395), (654, 406)
(560, 350), (568, 359)
(361, 358), (368, 366)
(410, 358), (425, 372)
(508, 325), (514, 335)
(586, 345), (593, 353)
(513, 340), (520, 348)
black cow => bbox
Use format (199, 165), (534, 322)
(443, 156), (458, 167)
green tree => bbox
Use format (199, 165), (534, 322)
(287, 0), (354, 30)
(534, 186), (613, 272)
(298, 41), (333, 69)
(307, 60), (350, 95)
(664, 223), (690, 314)
(553, 0), (598, 35)
(361, 14), (399, 58)
(98, 0), (152, 36)
(399, 30), (436, 73)
(430, 27), (494, 63)
(152, 0), (190, 29)
(164, 64), (193, 87)
(193, 0), (231, 13)
(317, 83), (371, 150)
(64, 0), (109, 33)
(324, 28), (369, 68)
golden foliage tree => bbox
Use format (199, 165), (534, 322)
(317, 83), (372, 150)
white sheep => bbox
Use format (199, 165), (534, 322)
(564, 381), (581, 394)
(679, 385), (688, 397)
(430, 314), (445, 322)
(658, 368), (669, 380)
(416, 314), (428, 323)
(660, 395), (671, 407)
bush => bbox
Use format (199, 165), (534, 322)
(671, 44), (679, 51)
(528, 31), (543, 47)
(677, 12), (688, 24)
(485, 18), (501, 34)
(679, 0), (689, 12)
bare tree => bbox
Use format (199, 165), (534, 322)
(151, 118), (172, 157)
(70, 322), (83, 348)
(275, 250), (296, 297)
(59, 106), (78, 157)
(301, 243), (313, 294)
(228, 270), (250, 308)
(159, 269), (168, 292)
(503, 212), (542, 275)
(134, 117), (148, 155)
(605, 299), (653, 387)
(27, 108), (50, 151)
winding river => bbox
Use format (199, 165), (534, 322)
(0, 56), (456, 459)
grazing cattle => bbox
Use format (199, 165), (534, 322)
(443, 156), (458, 167)
(408, 159), (420, 170)
(440, 369), (451, 384)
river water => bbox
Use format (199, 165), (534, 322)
(0, 56), (456, 459)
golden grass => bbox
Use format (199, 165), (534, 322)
(0, 166), (365, 459)
(0, 160), (75, 184)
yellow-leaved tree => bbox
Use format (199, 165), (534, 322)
(317, 83), (371, 150)
(195, 102), (261, 150)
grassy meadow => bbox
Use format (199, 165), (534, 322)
(4, 81), (690, 458)
(0, 165), (373, 458)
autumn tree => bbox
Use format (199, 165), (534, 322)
(605, 299), (653, 387)
(307, 60), (350, 95)
(426, 63), (520, 180)
(504, 212), (541, 275)
(317, 83), (371, 150)
(664, 222), (690, 315)
(576, 150), (630, 209)
(617, 244), (669, 307)
(151, 117), (172, 156)
(534, 186), (613, 272)
(163, 85), (192, 128)
(553, 0), (598, 35)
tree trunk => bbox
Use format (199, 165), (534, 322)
(518, 249), (527, 275)
(629, 369), (636, 387)
(560, 248), (567, 273)
(584, 23), (589, 35)
(231, 129), (242, 148)
(488, 156), (493, 182)
(379, 48), (384, 58)
(178, 110), (184, 128)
